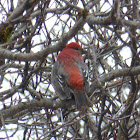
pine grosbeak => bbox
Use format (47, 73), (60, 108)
(51, 42), (90, 110)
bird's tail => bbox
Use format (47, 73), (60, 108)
(74, 92), (91, 111)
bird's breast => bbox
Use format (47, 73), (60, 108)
(68, 70), (84, 92)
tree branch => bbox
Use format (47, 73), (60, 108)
(90, 65), (140, 93)
(0, 98), (74, 126)
(0, 17), (86, 61)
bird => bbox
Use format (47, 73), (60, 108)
(51, 42), (91, 110)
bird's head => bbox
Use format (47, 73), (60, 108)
(65, 42), (82, 50)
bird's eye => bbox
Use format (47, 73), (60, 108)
(74, 47), (79, 50)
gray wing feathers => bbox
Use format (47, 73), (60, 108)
(51, 61), (72, 100)
(76, 60), (90, 93)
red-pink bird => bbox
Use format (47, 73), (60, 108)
(51, 42), (91, 110)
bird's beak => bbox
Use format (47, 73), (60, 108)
(80, 49), (85, 54)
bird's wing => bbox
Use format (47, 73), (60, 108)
(76, 60), (90, 92)
(51, 61), (72, 100)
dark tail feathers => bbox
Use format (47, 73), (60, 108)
(74, 92), (91, 111)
